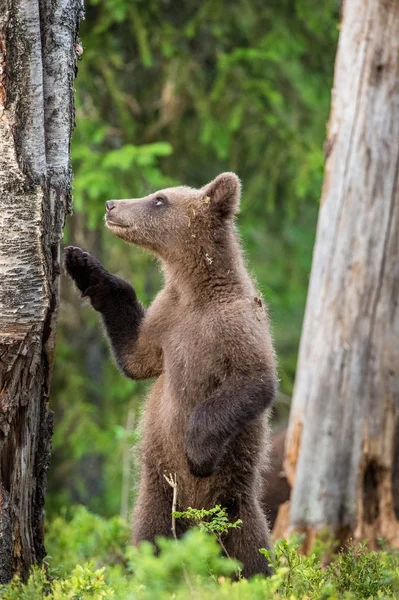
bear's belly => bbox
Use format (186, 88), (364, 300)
(140, 376), (270, 510)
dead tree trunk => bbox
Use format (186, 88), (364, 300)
(0, 0), (83, 582)
(276, 0), (399, 548)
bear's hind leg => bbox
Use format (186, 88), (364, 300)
(132, 471), (185, 548)
(223, 500), (273, 578)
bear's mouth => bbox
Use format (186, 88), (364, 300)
(105, 216), (129, 229)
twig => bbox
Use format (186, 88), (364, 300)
(163, 472), (195, 596)
(217, 535), (231, 560)
(163, 472), (178, 539)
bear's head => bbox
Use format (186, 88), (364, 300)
(105, 173), (241, 261)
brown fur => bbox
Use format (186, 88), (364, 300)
(64, 173), (278, 577)
(260, 428), (291, 528)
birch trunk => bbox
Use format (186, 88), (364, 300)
(276, 0), (399, 548)
(0, 0), (83, 582)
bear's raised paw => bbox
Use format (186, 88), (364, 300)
(64, 246), (109, 296)
(64, 246), (136, 312)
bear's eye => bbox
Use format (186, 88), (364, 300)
(153, 196), (166, 207)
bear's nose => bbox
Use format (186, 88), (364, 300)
(105, 200), (116, 212)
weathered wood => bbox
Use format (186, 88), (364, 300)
(0, 0), (83, 582)
(276, 0), (399, 547)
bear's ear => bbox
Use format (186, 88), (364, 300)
(202, 172), (241, 219)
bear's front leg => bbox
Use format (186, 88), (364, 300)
(64, 246), (149, 378)
(184, 373), (276, 478)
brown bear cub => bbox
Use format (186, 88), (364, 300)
(64, 173), (278, 577)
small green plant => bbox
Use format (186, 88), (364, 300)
(327, 541), (399, 599)
(173, 504), (243, 564)
(173, 505), (242, 537)
(0, 564), (114, 600)
(45, 505), (130, 576)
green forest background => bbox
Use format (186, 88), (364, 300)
(49, 0), (339, 519)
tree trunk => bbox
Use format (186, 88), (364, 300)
(0, 0), (83, 582)
(275, 0), (399, 549)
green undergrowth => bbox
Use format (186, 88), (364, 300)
(1, 506), (398, 599)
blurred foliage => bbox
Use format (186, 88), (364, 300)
(49, 0), (339, 516)
(2, 507), (398, 599)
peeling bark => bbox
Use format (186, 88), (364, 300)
(276, 0), (399, 547)
(0, 0), (83, 582)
